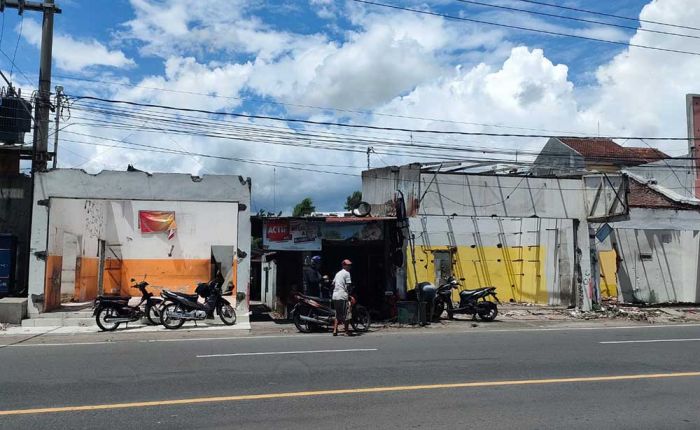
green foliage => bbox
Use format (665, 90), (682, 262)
(344, 191), (362, 211)
(293, 197), (315, 217)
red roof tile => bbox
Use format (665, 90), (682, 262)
(628, 178), (695, 209)
(558, 138), (668, 165)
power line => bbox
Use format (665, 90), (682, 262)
(49, 73), (594, 136)
(455, 0), (700, 40)
(60, 135), (699, 193)
(69, 94), (698, 142)
(10, 14), (22, 80)
(64, 99), (690, 165)
(511, 0), (700, 32)
(351, 0), (700, 57)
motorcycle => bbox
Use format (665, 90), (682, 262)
(291, 292), (371, 333)
(159, 280), (237, 329)
(93, 278), (163, 331)
(432, 277), (500, 322)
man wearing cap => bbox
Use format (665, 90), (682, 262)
(332, 259), (353, 336)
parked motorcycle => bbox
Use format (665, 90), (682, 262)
(93, 278), (163, 331)
(159, 281), (237, 329)
(291, 292), (371, 333)
(432, 277), (500, 321)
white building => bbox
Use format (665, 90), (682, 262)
(26, 169), (251, 316)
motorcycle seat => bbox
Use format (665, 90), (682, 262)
(96, 295), (130, 302)
(459, 288), (490, 297)
(162, 290), (199, 301)
(299, 294), (331, 305)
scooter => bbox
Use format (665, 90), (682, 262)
(433, 276), (500, 321)
(93, 278), (163, 331)
(159, 280), (237, 329)
(291, 291), (370, 333)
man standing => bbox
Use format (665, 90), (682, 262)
(332, 259), (353, 336)
(302, 255), (323, 297)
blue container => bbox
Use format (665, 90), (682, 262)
(0, 235), (17, 296)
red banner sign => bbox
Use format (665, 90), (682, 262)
(265, 219), (291, 242)
(139, 211), (177, 240)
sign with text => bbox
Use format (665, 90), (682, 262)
(263, 219), (322, 251)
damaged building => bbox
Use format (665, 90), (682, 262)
(362, 163), (627, 311)
(25, 169), (251, 320)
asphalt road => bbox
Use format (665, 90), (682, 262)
(1, 323), (700, 429)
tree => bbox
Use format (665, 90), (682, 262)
(293, 197), (315, 217)
(256, 208), (280, 217)
(344, 191), (362, 211)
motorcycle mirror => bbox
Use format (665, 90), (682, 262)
(351, 202), (371, 217)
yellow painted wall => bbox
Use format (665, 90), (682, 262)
(599, 250), (618, 299)
(406, 245), (548, 304)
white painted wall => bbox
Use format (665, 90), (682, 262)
(105, 200), (238, 260)
(612, 208), (700, 304)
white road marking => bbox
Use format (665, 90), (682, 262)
(197, 348), (378, 358)
(3, 323), (700, 348)
(600, 338), (700, 344)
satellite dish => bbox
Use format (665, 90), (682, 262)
(352, 202), (371, 217)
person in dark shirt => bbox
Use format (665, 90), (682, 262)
(302, 255), (323, 297)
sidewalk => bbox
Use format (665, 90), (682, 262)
(0, 313), (251, 336)
(2, 302), (699, 340)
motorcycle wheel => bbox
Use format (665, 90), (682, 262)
(477, 301), (498, 322)
(432, 300), (446, 322)
(160, 303), (186, 329)
(96, 307), (120, 332)
(219, 303), (237, 326)
(146, 303), (161, 325)
(293, 308), (317, 333)
(350, 306), (371, 332)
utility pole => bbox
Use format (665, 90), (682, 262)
(366, 146), (373, 170)
(1, 0), (62, 172)
(52, 85), (62, 169)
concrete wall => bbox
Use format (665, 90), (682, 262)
(626, 158), (695, 199)
(362, 168), (616, 308)
(407, 216), (575, 305)
(531, 138), (584, 176)
(608, 208), (700, 304)
(0, 175), (32, 296)
(28, 169), (251, 315)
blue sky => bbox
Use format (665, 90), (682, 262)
(2, 0), (698, 212)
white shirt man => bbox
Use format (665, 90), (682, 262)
(332, 259), (353, 336)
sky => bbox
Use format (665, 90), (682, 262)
(3, 0), (700, 213)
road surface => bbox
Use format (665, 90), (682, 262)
(1, 323), (699, 429)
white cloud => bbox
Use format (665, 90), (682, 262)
(114, 57), (253, 111)
(23, 20), (133, 72)
(60, 0), (700, 212)
(123, 0), (324, 62)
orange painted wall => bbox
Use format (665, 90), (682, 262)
(74, 257), (99, 302)
(44, 255), (63, 312)
(117, 259), (211, 296)
(103, 258), (122, 296)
